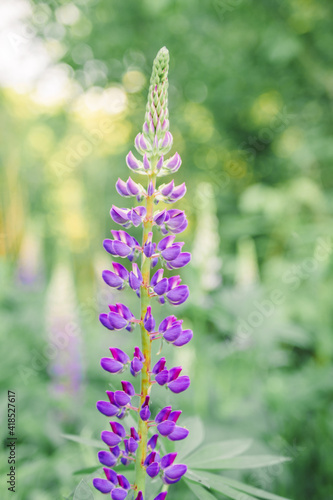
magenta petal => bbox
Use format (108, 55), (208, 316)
(168, 376), (191, 394)
(167, 426), (189, 441)
(155, 406), (172, 423)
(110, 422), (126, 437)
(110, 347), (130, 364)
(154, 494), (168, 500)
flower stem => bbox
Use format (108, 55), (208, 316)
(134, 163), (157, 495)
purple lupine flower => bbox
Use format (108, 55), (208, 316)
(94, 47), (191, 500)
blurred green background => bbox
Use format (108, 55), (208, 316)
(1, 0), (333, 498)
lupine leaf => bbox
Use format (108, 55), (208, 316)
(61, 434), (102, 448)
(216, 475), (292, 500)
(185, 480), (218, 500)
(186, 439), (253, 468)
(73, 466), (100, 475)
(177, 416), (205, 460)
(190, 455), (291, 470)
(186, 471), (292, 500)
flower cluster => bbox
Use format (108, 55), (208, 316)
(93, 47), (192, 500)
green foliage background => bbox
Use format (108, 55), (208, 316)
(1, 0), (332, 498)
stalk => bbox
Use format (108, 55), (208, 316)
(135, 166), (157, 495)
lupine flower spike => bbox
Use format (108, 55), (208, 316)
(94, 47), (192, 499)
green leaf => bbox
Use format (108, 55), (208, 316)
(73, 466), (100, 476)
(186, 471), (292, 500)
(185, 480), (217, 500)
(61, 434), (102, 448)
(177, 416), (205, 461)
(186, 439), (253, 468)
(219, 476), (292, 500)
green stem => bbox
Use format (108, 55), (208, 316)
(134, 164), (157, 496)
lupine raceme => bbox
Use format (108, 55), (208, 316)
(93, 47), (192, 500)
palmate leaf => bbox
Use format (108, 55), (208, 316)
(177, 416), (205, 460)
(61, 434), (102, 448)
(186, 470), (292, 500)
(185, 480), (218, 500)
(186, 439), (253, 468)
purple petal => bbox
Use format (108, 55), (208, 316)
(164, 464), (187, 481)
(104, 467), (118, 484)
(131, 357), (143, 375)
(168, 376), (191, 394)
(93, 478), (113, 494)
(110, 421), (126, 438)
(146, 462), (160, 478)
(161, 452), (177, 469)
(99, 313), (114, 331)
(168, 410), (182, 422)
(114, 391), (131, 407)
(111, 488), (128, 500)
(160, 180), (174, 196)
(151, 268), (164, 286)
(155, 406), (172, 423)
(103, 239), (116, 255)
(129, 271), (142, 291)
(163, 324), (182, 342)
(170, 182), (186, 201)
(116, 178), (130, 197)
(148, 434), (158, 450)
(164, 152), (181, 170)
(162, 245), (181, 262)
(117, 474), (131, 490)
(98, 450), (117, 467)
(110, 206), (130, 225)
(172, 329), (193, 347)
(96, 401), (120, 417)
(152, 357), (166, 374)
(126, 151), (140, 170)
(143, 153), (150, 170)
(154, 278), (168, 296)
(147, 180), (155, 196)
(116, 303), (134, 320)
(168, 426), (189, 441)
(128, 437), (138, 453)
(167, 252), (191, 269)
(121, 380), (135, 396)
(166, 285), (189, 306)
(167, 366), (182, 382)
(100, 358), (124, 374)
(154, 209), (167, 226)
(143, 241), (154, 257)
(140, 405), (151, 421)
(101, 431), (122, 447)
(126, 177), (140, 195)
(157, 420), (176, 436)
(155, 369), (169, 386)
(110, 348), (130, 364)
(156, 155), (164, 171)
(134, 346), (145, 361)
(113, 240), (132, 257)
(102, 270), (123, 288)
(108, 312), (128, 330)
(157, 235), (175, 251)
(158, 316), (176, 333)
